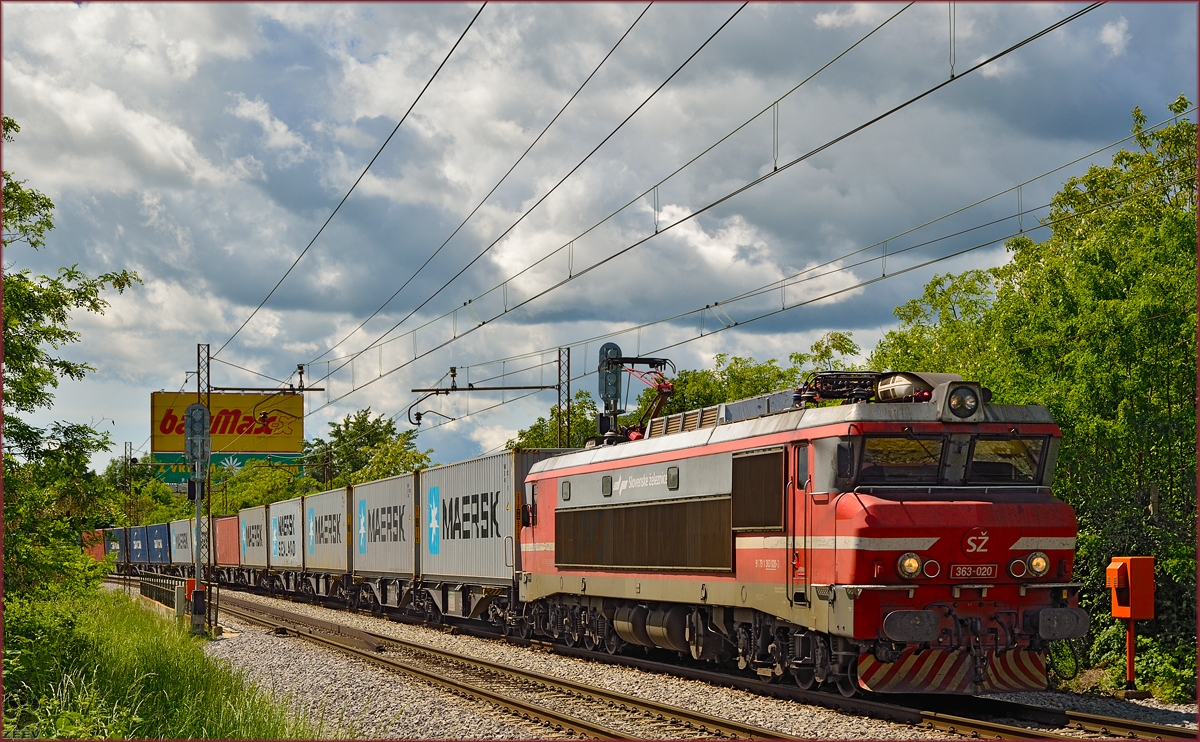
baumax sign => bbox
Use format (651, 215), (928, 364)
(151, 392), (303, 454)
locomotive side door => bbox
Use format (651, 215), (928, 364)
(790, 443), (810, 604)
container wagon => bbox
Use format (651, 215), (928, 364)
(238, 506), (268, 587)
(303, 487), (352, 598)
(128, 526), (149, 567)
(146, 523), (170, 565)
(267, 497), (304, 592)
(351, 474), (416, 612)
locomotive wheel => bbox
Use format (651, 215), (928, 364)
(792, 667), (817, 690)
(836, 660), (860, 698)
(604, 632), (624, 655)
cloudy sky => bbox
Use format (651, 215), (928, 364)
(3, 2), (1195, 469)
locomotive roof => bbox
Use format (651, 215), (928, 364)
(529, 403), (1055, 475)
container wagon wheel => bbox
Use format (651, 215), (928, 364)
(792, 667), (817, 690)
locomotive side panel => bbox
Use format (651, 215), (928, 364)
(352, 474), (415, 578)
(304, 488), (350, 573)
(268, 497), (303, 569)
(170, 519), (192, 565)
(239, 506), (268, 568)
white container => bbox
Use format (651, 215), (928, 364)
(420, 450), (568, 585)
(169, 518), (192, 565)
(268, 497), (303, 569)
(352, 474), (416, 578)
(304, 487), (350, 573)
(239, 506), (268, 568)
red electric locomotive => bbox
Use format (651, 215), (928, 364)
(516, 365), (1088, 696)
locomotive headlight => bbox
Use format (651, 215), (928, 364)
(897, 552), (923, 579)
(1026, 551), (1050, 577)
(947, 386), (980, 418)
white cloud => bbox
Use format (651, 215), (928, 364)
(227, 94), (312, 163)
(814, 4), (889, 29)
(1099, 17), (1129, 58)
(466, 424), (518, 454)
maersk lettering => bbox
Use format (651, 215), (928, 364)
(243, 523), (263, 549)
(313, 513), (342, 545)
(367, 505), (405, 543)
(440, 491), (501, 541)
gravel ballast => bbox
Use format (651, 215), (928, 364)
(217, 593), (951, 739)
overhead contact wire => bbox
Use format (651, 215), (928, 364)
(214, 3), (488, 358)
(308, 3), (654, 366)
(314, 3), (749, 383)
(303, 1), (1104, 413)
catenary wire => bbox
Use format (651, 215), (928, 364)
(307, 3), (654, 366)
(309, 168), (1188, 422)
(302, 2), (1105, 410)
(312, 3), (749, 381)
(213, 3), (488, 358)
(311, 2), (907, 375)
(319, 106), (1193, 369)
(294, 167), (1192, 458)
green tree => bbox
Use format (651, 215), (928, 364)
(2, 116), (139, 595)
(349, 429), (433, 484)
(507, 390), (600, 449)
(869, 96), (1196, 700)
(303, 407), (398, 486)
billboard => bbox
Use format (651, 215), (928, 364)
(151, 392), (303, 454)
(150, 452), (305, 484)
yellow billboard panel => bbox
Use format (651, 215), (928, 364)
(151, 392), (304, 454)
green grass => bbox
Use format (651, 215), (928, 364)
(3, 590), (329, 739)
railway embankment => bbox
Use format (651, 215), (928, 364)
(2, 589), (325, 739)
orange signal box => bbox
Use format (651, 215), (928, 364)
(1106, 556), (1154, 620)
(1106, 555), (1155, 694)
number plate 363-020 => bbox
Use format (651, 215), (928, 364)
(950, 563), (997, 580)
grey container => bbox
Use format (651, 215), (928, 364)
(190, 516), (212, 565)
(169, 519), (192, 565)
(420, 450), (570, 585)
(239, 506), (268, 568)
(268, 497), (304, 569)
(352, 474), (416, 578)
(304, 487), (351, 573)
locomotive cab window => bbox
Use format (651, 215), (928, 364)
(601, 476), (612, 496)
(732, 449), (784, 530)
(858, 437), (944, 484)
(667, 466), (679, 491)
(967, 437), (1045, 483)
(561, 481), (571, 501)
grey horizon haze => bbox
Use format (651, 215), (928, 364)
(2, 2), (1195, 469)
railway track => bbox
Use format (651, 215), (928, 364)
(221, 594), (807, 740)
(111, 578), (1195, 741)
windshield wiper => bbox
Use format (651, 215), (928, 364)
(901, 426), (942, 464)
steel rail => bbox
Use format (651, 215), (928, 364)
(910, 696), (1197, 741)
(219, 601), (633, 740)
(222, 595), (809, 740)
(222, 595), (1075, 740)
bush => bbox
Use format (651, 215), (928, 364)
(3, 590), (326, 739)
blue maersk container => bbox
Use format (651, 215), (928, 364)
(129, 526), (149, 563)
(103, 528), (126, 564)
(147, 523), (170, 563)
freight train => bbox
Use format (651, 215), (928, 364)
(90, 369), (1089, 696)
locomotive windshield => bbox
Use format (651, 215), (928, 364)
(849, 435), (1048, 487)
(858, 437), (944, 484)
(966, 437), (1044, 483)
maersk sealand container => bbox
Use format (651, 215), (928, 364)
(129, 526), (149, 563)
(239, 506), (268, 568)
(419, 450), (569, 585)
(147, 523), (171, 564)
(352, 474), (416, 579)
(268, 497), (303, 570)
(304, 487), (351, 574)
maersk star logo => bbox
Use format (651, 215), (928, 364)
(271, 517), (278, 557)
(357, 500), (367, 554)
(428, 486), (441, 555)
(308, 508), (316, 553)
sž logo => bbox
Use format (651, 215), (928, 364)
(428, 487), (441, 555)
